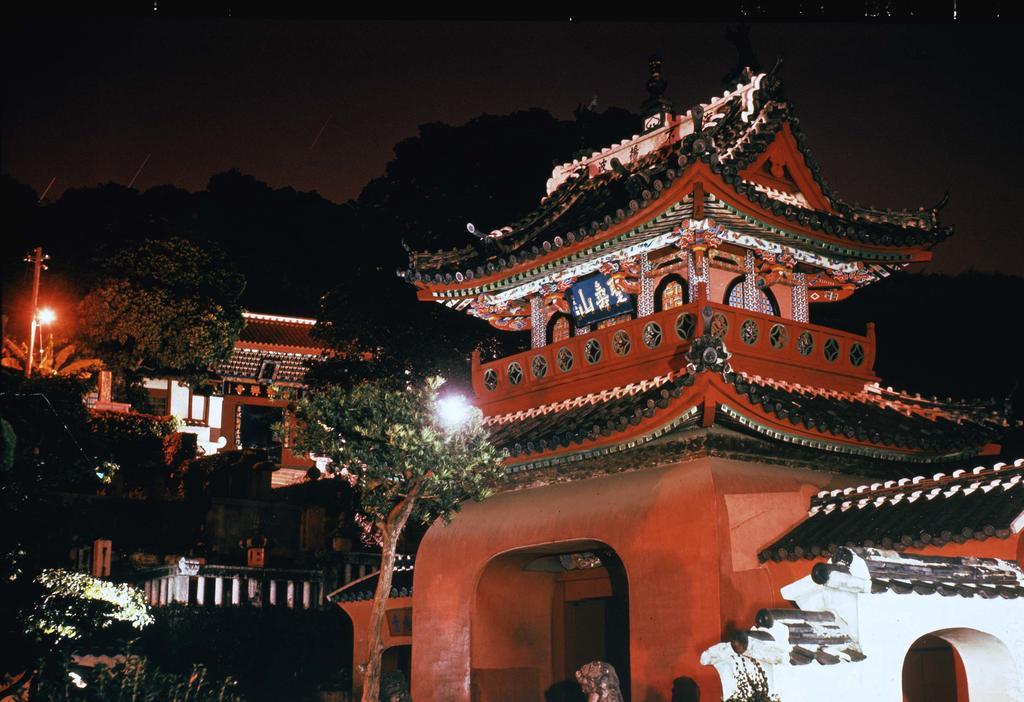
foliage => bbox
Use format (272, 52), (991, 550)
(2, 337), (104, 378)
(76, 237), (244, 393)
(1, 571), (154, 700)
(137, 605), (351, 701)
(0, 371), (102, 679)
(726, 659), (778, 702)
(292, 376), (506, 529)
(85, 409), (191, 496)
(292, 375), (506, 702)
(34, 655), (241, 702)
(87, 409), (179, 439)
(29, 569), (152, 645)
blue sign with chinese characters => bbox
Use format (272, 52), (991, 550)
(569, 273), (634, 327)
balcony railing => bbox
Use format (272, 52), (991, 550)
(472, 301), (876, 413)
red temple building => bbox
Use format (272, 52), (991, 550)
(144, 311), (324, 486)
(334, 59), (1024, 701)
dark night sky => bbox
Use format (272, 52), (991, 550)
(4, 19), (1023, 275)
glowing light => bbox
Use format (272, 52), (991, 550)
(436, 394), (473, 430)
(37, 308), (56, 324)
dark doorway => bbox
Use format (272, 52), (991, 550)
(563, 598), (607, 677)
(472, 541), (629, 702)
(551, 551), (629, 702)
(903, 634), (961, 702)
(239, 404), (283, 452)
(382, 644), (412, 682)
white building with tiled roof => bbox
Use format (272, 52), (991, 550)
(143, 311), (326, 487)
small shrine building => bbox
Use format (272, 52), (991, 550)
(144, 311), (325, 486)
(384, 59), (1020, 702)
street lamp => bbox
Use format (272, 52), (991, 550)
(38, 308), (56, 325)
(436, 394), (473, 431)
(27, 308), (56, 378)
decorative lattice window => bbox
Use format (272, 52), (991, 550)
(769, 324), (788, 349)
(483, 368), (498, 391)
(552, 317), (571, 343)
(642, 322), (663, 348)
(507, 362), (523, 385)
(662, 280), (684, 310)
(727, 281), (776, 316)
(675, 313), (696, 341)
(584, 339), (603, 364)
(612, 330), (631, 356)
(557, 347), (574, 372)
(797, 331), (814, 356)
(740, 319), (759, 345)
(823, 338), (840, 362)
(710, 313), (729, 338)
(850, 342), (865, 367)
(531, 355), (548, 378)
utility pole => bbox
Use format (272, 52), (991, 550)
(24, 247), (47, 378)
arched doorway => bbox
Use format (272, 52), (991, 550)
(471, 540), (629, 702)
(903, 634), (965, 701)
(903, 628), (1018, 702)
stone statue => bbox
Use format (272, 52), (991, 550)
(575, 661), (624, 702)
(380, 670), (411, 702)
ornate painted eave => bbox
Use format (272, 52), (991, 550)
(401, 70), (950, 301)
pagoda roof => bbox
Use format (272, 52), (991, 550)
(215, 347), (317, 385)
(237, 312), (323, 352)
(403, 68), (949, 300)
(213, 311), (325, 386)
(486, 334), (1006, 475)
(761, 458), (1024, 562)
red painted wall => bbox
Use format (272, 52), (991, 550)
(409, 456), (852, 702)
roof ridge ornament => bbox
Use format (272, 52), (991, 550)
(642, 54), (674, 133)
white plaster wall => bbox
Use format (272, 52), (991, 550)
(169, 381), (190, 418)
(706, 587), (1024, 701)
(208, 396), (224, 429)
(851, 591), (1024, 702)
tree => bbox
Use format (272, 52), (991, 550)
(76, 237), (244, 396)
(2, 337), (103, 378)
(0, 567), (154, 699)
(291, 376), (507, 702)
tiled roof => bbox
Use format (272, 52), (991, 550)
(722, 371), (1005, 457)
(486, 374), (693, 457)
(813, 546), (1024, 599)
(404, 70), (949, 280)
(728, 608), (864, 666)
(761, 459), (1024, 562)
(708, 547), (1024, 672)
(238, 312), (322, 351)
(216, 348), (316, 384)
(328, 557), (414, 603)
(487, 338), (1005, 470)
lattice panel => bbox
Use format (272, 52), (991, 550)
(743, 250), (759, 312)
(638, 253), (655, 317)
(530, 295), (546, 349)
(792, 273), (809, 323)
